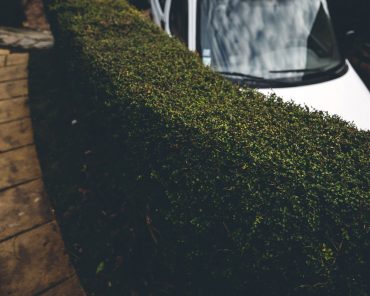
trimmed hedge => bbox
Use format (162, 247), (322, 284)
(43, 0), (370, 294)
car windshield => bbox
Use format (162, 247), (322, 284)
(197, 0), (343, 82)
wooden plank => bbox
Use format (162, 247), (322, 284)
(0, 97), (29, 124)
(0, 55), (5, 67)
(0, 49), (10, 55)
(0, 179), (52, 241)
(0, 117), (33, 152)
(40, 275), (85, 296)
(6, 53), (29, 66)
(0, 145), (41, 190)
(0, 222), (75, 295)
(0, 65), (28, 83)
(0, 79), (28, 100)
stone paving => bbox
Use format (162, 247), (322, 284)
(0, 27), (53, 50)
(0, 49), (84, 295)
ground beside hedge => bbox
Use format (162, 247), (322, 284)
(31, 0), (370, 294)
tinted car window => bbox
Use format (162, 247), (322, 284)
(169, 0), (188, 45)
(198, 0), (343, 83)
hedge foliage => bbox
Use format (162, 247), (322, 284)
(44, 0), (370, 294)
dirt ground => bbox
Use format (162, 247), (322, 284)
(23, 0), (50, 31)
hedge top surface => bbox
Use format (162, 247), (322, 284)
(47, 0), (370, 294)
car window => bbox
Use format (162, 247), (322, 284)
(197, 0), (343, 83)
(169, 0), (188, 45)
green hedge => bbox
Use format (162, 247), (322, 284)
(43, 0), (370, 294)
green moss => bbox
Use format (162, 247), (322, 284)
(41, 0), (370, 294)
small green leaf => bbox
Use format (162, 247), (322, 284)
(96, 261), (105, 274)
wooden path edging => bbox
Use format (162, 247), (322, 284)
(0, 48), (85, 296)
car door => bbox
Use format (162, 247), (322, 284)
(167, 0), (197, 51)
(167, 0), (189, 46)
(151, 0), (196, 51)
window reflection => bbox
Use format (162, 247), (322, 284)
(198, 0), (342, 81)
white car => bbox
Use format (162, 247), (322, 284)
(150, 0), (370, 130)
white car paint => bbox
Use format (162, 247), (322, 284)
(150, 0), (197, 51)
(150, 0), (165, 25)
(259, 63), (370, 130)
(150, 0), (370, 130)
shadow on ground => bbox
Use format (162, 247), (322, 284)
(28, 50), (167, 296)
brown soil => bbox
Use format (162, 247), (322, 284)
(23, 0), (50, 31)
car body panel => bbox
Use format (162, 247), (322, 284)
(151, 0), (370, 130)
(150, 0), (197, 50)
(259, 63), (370, 130)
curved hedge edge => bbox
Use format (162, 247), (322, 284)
(41, 0), (370, 295)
